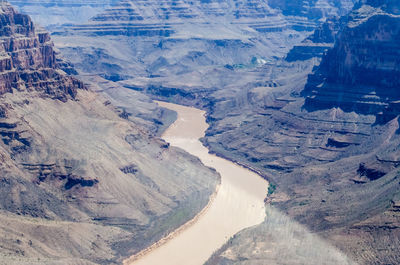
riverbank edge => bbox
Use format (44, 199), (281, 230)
(123, 183), (221, 265)
(123, 101), (271, 265)
(201, 139), (274, 198)
(123, 101), (223, 265)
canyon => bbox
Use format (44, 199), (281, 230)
(8, 0), (120, 28)
(46, 0), (356, 100)
(204, 1), (400, 264)
(125, 101), (269, 265)
(0, 0), (399, 265)
(0, 3), (219, 264)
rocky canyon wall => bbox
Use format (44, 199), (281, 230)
(205, 1), (400, 264)
(0, 4), (83, 100)
(0, 3), (220, 264)
(303, 3), (400, 123)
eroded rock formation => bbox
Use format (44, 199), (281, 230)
(0, 4), (84, 101)
(204, 2), (400, 264)
(303, 4), (400, 123)
(50, 0), (355, 105)
(0, 3), (219, 264)
(9, 0), (399, 264)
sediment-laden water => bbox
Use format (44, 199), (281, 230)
(125, 101), (269, 265)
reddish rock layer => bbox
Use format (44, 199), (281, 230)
(0, 3), (84, 101)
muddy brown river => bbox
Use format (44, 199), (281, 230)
(125, 101), (269, 265)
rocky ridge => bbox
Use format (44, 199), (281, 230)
(204, 1), (400, 264)
(268, 0), (355, 19)
(285, 17), (343, 62)
(303, 2), (400, 123)
(0, 4), (83, 101)
(51, 0), (356, 103)
(64, 0), (319, 36)
(0, 3), (219, 264)
(12, 0), (399, 264)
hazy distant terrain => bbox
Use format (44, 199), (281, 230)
(204, 1), (400, 264)
(9, 0), (119, 27)
(0, 3), (219, 264)
(205, 205), (356, 265)
(2, 0), (399, 264)
(49, 0), (355, 106)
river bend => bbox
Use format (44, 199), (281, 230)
(125, 101), (269, 265)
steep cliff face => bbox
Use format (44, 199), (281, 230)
(285, 18), (341, 62)
(0, 3), (219, 264)
(50, 0), (355, 106)
(0, 4), (83, 100)
(268, 0), (355, 19)
(303, 3), (400, 123)
(67, 0), (307, 36)
(204, 2), (400, 264)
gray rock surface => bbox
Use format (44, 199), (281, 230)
(204, 2), (400, 264)
(303, 3), (400, 123)
(50, 0), (355, 107)
(0, 3), (219, 264)
(9, 0), (119, 28)
(9, 0), (400, 264)
(205, 206), (356, 265)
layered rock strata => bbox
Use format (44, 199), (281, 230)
(285, 18), (342, 62)
(9, 0), (120, 27)
(51, 0), (356, 100)
(0, 3), (219, 264)
(303, 4), (400, 123)
(45, 0), (398, 264)
(64, 0), (323, 36)
(0, 4), (84, 101)
(204, 2), (400, 264)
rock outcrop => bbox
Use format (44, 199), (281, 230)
(203, 1), (400, 264)
(50, 0), (355, 105)
(268, 0), (355, 19)
(0, 4), (84, 101)
(14, 0), (399, 264)
(303, 2), (400, 123)
(0, 3), (219, 264)
(285, 18), (343, 62)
